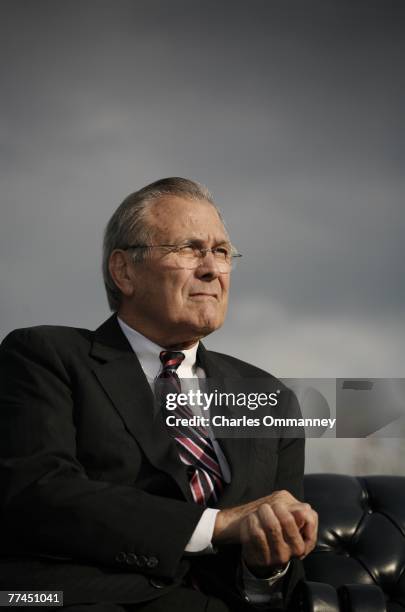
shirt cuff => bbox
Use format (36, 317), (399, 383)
(184, 508), (220, 553)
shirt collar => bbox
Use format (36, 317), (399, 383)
(117, 316), (199, 380)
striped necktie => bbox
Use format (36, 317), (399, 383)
(158, 350), (224, 506)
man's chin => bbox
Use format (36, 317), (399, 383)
(179, 313), (224, 339)
(191, 316), (224, 338)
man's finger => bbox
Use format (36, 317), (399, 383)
(256, 503), (291, 565)
(290, 505), (318, 556)
(271, 502), (306, 558)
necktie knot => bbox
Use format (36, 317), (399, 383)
(159, 350), (185, 372)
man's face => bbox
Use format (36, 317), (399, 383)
(118, 196), (231, 347)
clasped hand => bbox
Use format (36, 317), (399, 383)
(213, 490), (318, 578)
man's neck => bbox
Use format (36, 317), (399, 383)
(116, 313), (200, 350)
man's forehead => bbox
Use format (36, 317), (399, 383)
(147, 195), (227, 239)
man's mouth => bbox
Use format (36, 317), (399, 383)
(189, 293), (218, 300)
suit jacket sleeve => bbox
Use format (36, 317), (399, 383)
(0, 328), (204, 579)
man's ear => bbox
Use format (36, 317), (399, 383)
(108, 250), (136, 297)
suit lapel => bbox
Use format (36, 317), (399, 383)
(90, 316), (254, 508)
(90, 315), (192, 501)
(197, 344), (254, 507)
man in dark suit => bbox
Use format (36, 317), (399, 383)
(0, 178), (317, 611)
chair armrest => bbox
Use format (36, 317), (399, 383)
(338, 584), (387, 612)
(289, 581), (387, 612)
(289, 580), (340, 612)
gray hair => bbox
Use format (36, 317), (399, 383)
(102, 177), (223, 311)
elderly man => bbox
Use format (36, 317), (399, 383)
(0, 178), (317, 611)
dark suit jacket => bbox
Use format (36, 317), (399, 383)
(0, 315), (305, 608)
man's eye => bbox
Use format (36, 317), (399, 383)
(214, 247), (230, 260)
(178, 245), (196, 257)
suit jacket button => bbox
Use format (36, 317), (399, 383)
(147, 556), (159, 568)
(149, 578), (167, 589)
(115, 552), (127, 563)
(126, 553), (138, 565)
(137, 555), (147, 567)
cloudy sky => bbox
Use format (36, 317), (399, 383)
(1, 0), (404, 472)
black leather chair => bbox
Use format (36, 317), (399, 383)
(291, 474), (405, 611)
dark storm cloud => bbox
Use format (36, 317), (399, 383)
(1, 0), (404, 339)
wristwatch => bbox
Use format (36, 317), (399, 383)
(243, 560), (291, 585)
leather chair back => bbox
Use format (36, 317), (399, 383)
(303, 474), (405, 611)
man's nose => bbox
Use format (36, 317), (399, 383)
(194, 250), (220, 277)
